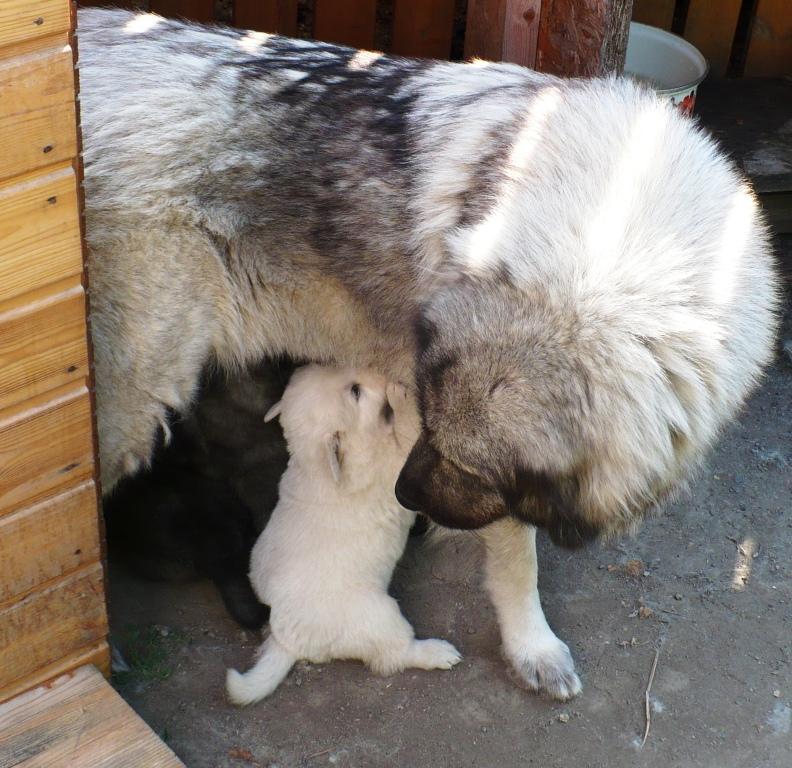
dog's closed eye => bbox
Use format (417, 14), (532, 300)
(350, 383), (361, 400)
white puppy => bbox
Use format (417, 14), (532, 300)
(226, 365), (461, 705)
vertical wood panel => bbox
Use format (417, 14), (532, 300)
(744, 0), (792, 76)
(464, 0), (508, 61)
(234, 0), (299, 35)
(503, 0), (541, 66)
(536, 0), (633, 75)
(684, 0), (742, 77)
(631, 0), (674, 30)
(315, 0), (378, 49)
(392, 0), (457, 59)
(148, 0), (215, 22)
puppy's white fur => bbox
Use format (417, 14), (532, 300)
(226, 365), (461, 705)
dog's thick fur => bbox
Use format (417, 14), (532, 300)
(226, 366), (460, 705)
(77, 9), (778, 698)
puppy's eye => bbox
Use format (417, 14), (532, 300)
(350, 383), (361, 400)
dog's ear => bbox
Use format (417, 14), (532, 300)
(325, 431), (344, 483)
(264, 400), (282, 423)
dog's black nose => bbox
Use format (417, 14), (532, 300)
(395, 473), (420, 512)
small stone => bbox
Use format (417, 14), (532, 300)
(674, 593), (683, 600)
(638, 606), (654, 619)
(773, 690), (781, 698)
(558, 712), (570, 723)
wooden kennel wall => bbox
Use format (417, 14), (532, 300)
(77, 1), (792, 77)
(0, 0), (109, 703)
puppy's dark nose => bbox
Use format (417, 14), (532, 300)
(395, 472), (420, 512)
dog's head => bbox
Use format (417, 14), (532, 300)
(396, 279), (697, 548)
(267, 365), (413, 492)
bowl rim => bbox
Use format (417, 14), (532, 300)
(626, 21), (710, 95)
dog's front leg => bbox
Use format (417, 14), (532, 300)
(481, 518), (582, 700)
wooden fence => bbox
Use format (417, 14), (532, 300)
(78, 1), (792, 77)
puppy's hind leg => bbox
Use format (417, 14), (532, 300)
(226, 636), (296, 706)
(366, 597), (461, 675)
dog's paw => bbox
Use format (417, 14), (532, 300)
(506, 638), (582, 700)
(410, 638), (463, 670)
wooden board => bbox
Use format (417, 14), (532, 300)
(631, 0), (674, 30)
(0, 482), (100, 604)
(503, 0), (542, 66)
(0, 565), (107, 693)
(0, 46), (76, 184)
(234, 0), (298, 36)
(148, 0), (215, 22)
(536, 0), (633, 75)
(392, 0), (457, 59)
(314, 0), (378, 49)
(0, 666), (184, 766)
(0, 0), (70, 52)
(0, 383), (94, 516)
(465, 0), (509, 61)
(0, 164), (83, 305)
(0, 279), (88, 411)
(0, 642), (109, 706)
(744, 0), (792, 77)
(684, 0), (742, 77)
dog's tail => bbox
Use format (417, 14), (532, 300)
(226, 636), (296, 706)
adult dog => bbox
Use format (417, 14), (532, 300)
(77, 8), (778, 699)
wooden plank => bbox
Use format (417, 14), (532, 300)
(148, 0), (216, 23)
(314, 0), (378, 49)
(0, 164), (83, 305)
(465, 0), (508, 61)
(0, 46), (77, 184)
(392, 0), (456, 59)
(0, 482), (100, 604)
(234, 0), (299, 36)
(536, 0), (633, 75)
(503, 0), (542, 66)
(0, 383), (94, 516)
(0, 565), (107, 693)
(631, 0), (674, 30)
(684, 0), (742, 77)
(0, 279), (88, 412)
(0, 665), (184, 766)
(0, 642), (109, 705)
(744, 0), (792, 77)
(0, 0), (70, 52)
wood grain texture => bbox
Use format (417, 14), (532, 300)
(392, 0), (456, 59)
(0, 383), (94, 516)
(0, 164), (83, 305)
(503, 0), (542, 66)
(0, 46), (76, 184)
(631, 0), (674, 30)
(684, 0), (742, 77)
(0, 565), (107, 693)
(465, 0), (508, 60)
(148, 0), (215, 22)
(234, 0), (298, 35)
(745, 0), (792, 77)
(0, 665), (184, 766)
(0, 279), (88, 411)
(536, 0), (633, 75)
(0, 0), (70, 52)
(0, 482), (100, 604)
(0, 642), (109, 706)
(314, 0), (378, 49)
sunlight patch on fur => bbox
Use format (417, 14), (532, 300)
(712, 188), (757, 306)
(123, 13), (163, 35)
(238, 31), (273, 54)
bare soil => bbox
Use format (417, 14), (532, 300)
(109, 237), (792, 768)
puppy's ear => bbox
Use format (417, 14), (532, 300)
(325, 431), (344, 483)
(264, 400), (282, 423)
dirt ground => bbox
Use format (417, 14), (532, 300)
(108, 237), (792, 768)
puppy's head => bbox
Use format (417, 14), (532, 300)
(396, 280), (698, 548)
(267, 365), (407, 491)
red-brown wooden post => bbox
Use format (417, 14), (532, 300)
(234, 0), (299, 36)
(314, 0), (377, 49)
(392, 0), (457, 59)
(148, 0), (215, 23)
(536, 0), (634, 75)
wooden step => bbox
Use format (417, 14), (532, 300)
(0, 665), (185, 768)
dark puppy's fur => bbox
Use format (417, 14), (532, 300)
(104, 358), (294, 629)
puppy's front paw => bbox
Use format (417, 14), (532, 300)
(506, 639), (582, 700)
(410, 638), (463, 670)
